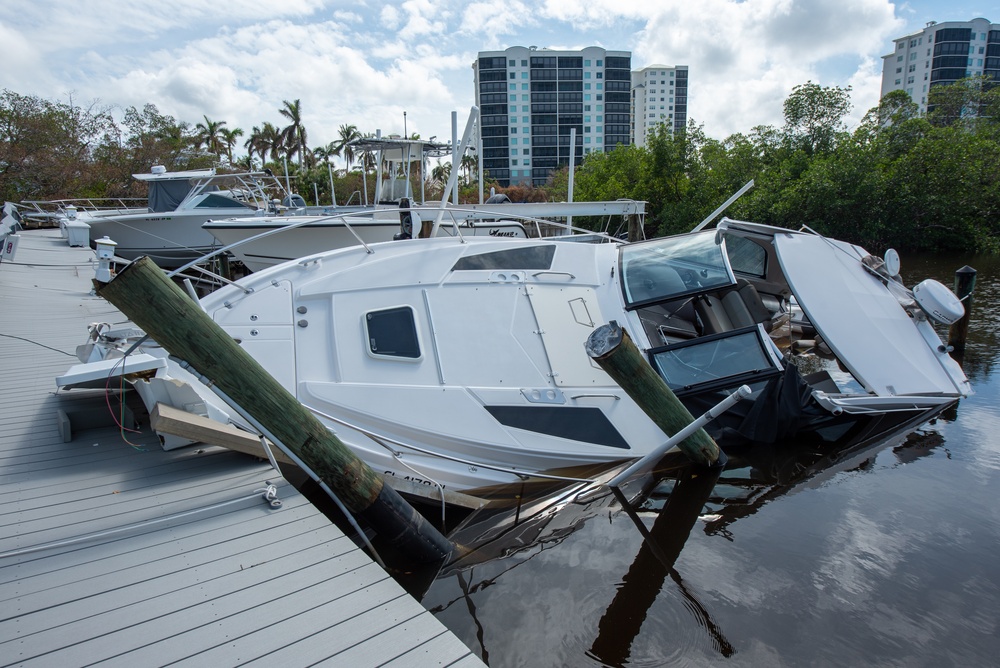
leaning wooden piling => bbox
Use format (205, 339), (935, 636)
(585, 321), (721, 467)
(95, 256), (453, 564)
(948, 265), (976, 352)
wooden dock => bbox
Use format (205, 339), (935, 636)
(0, 229), (483, 667)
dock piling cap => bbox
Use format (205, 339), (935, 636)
(585, 321), (624, 359)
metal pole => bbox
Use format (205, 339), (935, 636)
(477, 119), (483, 204)
(362, 164), (368, 206)
(692, 180), (754, 232)
(283, 157), (292, 203)
(328, 163), (336, 206)
(567, 128), (576, 232)
(451, 111), (459, 205)
(374, 129), (383, 204)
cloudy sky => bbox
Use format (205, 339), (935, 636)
(0, 1), (991, 163)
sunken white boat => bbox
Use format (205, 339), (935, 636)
(59, 217), (971, 494)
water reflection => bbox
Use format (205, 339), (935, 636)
(693, 428), (949, 539)
(429, 426), (932, 665)
(589, 464), (733, 664)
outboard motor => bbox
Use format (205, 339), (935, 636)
(394, 197), (413, 240)
(912, 279), (964, 324)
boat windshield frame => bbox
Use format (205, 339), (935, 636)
(646, 324), (784, 396)
(619, 230), (736, 309)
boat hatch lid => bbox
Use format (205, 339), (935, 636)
(56, 354), (166, 390)
(774, 232), (958, 396)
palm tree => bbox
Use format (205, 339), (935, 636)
(460, 153), (478, 185)
(263, 123), (284, 165)
(332, 124), (362, 171)
(232, 154), (255, 171)
(154, 120), (192, 150)
(220, 126), (244, 165)
(431, 162), (451, 187)
(279, 99), (308, 167)
(243, 133), (258, 168)
(313, 142), (337, 166)
(246, 122), (283, 165)
(356, 132), (378, 174)
(194, 116), (227, 157)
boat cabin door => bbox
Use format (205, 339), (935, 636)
(525, 284), (612, 387)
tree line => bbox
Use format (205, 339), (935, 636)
(570, 78), (1000, 254)
(1, 78), (998, 253)
(0, 92), (467, 208)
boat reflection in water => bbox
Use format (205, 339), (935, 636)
(426, 425), (947, 666)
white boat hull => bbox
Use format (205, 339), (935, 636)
(59, 215), (971, 495)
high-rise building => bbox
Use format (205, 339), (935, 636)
(630, 65), (688, 148)
(880, 17), (999, 113)
(473, 46), (632, 187)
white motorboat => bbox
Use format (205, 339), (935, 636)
(202, 135), (541, 273)
(203, 199), (646, 273)
(77, 167), (293, 268)
(59, 216), (971, 495)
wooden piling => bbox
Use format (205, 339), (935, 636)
(585, 321), (721, 467)
(95, 256), (454, 564)
(626, 213), (642, 242)
(948, 265), (976, 352)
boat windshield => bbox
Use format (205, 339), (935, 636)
(620, 230), (734, 307)
(649, 325), (783, 394)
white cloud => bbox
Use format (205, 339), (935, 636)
(459, 1), (536, 38)
(0, 0), (968, 154)
(0, 21), (51, 93)
(627, 0), (904, 136)
(379, 4), (402, 29)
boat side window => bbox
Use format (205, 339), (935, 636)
(620, 231), (734, 307)
(452, 245), (555, 271)
(365, 306), (421, 360)
(724, 233), (767, 278)
(194, 194), (257, 209)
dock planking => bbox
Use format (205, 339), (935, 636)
(0, 228), (481, 667)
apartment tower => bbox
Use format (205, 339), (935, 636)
(880, 17), (999, 113)
(473, 46), (632, 187)
(630, 65), (688, 148)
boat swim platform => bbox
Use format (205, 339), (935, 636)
(0, 229), (483, 667)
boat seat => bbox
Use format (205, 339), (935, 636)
(694, 279), (773, 335)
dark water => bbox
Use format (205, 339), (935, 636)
(421, 253), (1000, 667)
